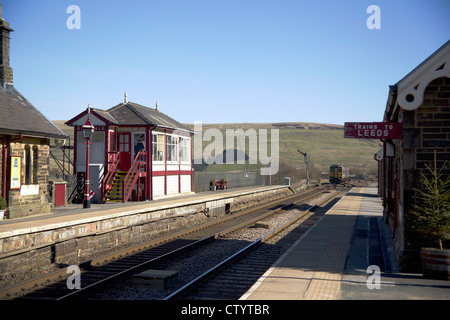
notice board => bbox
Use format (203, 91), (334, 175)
(10, 156), (22, 190)
(344, 122), (402, 139)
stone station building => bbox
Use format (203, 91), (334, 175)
(381, 40), (450, 270)
(0, 5), (67, 219)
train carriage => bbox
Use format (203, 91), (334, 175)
(329, 164), (349, 184)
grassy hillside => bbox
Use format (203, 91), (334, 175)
(185, 122), (380, 176)
(50, 121), (381, 184)
(52, 120), (73, 137)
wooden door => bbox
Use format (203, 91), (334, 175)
(54, 183), (66, 207)
(118, 132), (131, 171)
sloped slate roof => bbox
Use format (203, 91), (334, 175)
(107, 102), (191, 132)
(93, 108), (119, 125)
(66, 101), (191, 133)
(0, 84), (67, 139)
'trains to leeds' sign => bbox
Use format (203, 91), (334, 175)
(344, 122), (402, 139)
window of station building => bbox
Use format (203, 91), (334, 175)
(109, 130), (116, 152)
(32, 146), (38, 184)
(134, 133), (146, 163)
(134, 133), (145, 154)
(23, 145), (38, 185)
(166, 135), (178, 162)
(152, 133), (165, 162)
(119, 133), (129, 152)
(180, 137), (190, 163)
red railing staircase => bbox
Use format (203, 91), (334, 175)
(102, 152), (121, 203)
(103, 152), (146, 203)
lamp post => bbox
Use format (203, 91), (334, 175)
(82, 104), (95, 208)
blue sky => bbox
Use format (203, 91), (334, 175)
(2, 0), (449, 125)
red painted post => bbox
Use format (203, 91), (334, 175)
(81, 106), (95, 209)
(84, 139), (90, 208)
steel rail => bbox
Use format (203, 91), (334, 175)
(57, 236), (216, 300)
(164, 190), (340, 300)
(59, 187), (330, 300)
(0, 186), (328, 300)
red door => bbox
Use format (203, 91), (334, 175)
(118, 132), (131, 171)
(54, 183), (66, 207)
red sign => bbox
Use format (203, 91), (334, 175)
(344, 122), (402, 139)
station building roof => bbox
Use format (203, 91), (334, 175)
(385, 40), (450, 121)
(0, 84), (67, 140)
(66, 100), (192, 134)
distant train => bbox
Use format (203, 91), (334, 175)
(329, 164), (349, 184)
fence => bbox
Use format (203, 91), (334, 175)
(193, 171), (265, 192)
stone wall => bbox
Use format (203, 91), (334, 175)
(6, 137), (51, 218)
(0, 143), (3, 200)
(416, 76), (450, 172)
(392, 76), (450, 270)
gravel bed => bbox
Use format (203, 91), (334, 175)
(0, 210), (228, 289)
(89, 191), (339, 299)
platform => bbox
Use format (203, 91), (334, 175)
(241, 187), (450, 300)
(0, 185), (288, 237)
(0, 185), (292, 279)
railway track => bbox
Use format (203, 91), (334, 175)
(164, 190), (342, 300)
(0, 185), (340, 300)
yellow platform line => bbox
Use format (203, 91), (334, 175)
(303, 187), (364, 300)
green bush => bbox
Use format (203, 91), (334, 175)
(409, 151), (450, 250)
(0, 197), (6, 210)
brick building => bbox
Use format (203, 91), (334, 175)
(0, 6), (67, 219)
(381, 40), (450, 270)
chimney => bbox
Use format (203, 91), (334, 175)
(0, 3), (14, 85)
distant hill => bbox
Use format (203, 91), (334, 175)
(52, 120), (73, 138)
(182, 122), (343, 131)
(185, 122), (380, 175)
(51, 121), (381, 184)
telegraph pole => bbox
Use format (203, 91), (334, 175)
(363, 163), (368, 186)
(297, 149), (310, 188)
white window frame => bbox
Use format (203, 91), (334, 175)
(152, 133), (165, 162)
(180, 137), (190, 163)
(166, 134), (179, 163)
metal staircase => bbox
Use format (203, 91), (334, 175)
(68, 174), (85, 204)
(102, 152), (146, 203)
(103, 171), (127, 203)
